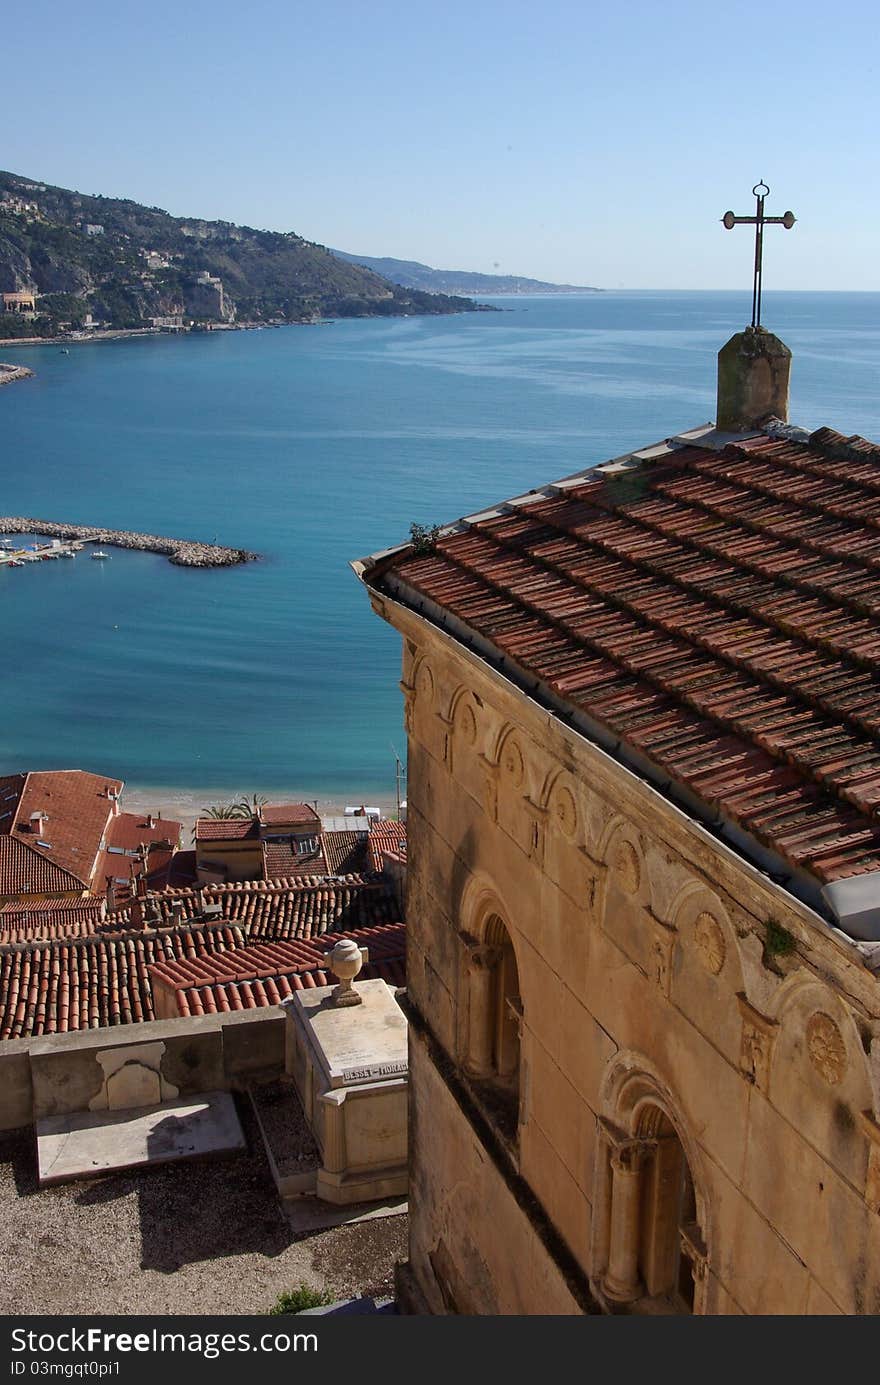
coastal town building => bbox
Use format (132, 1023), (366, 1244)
(355, 323), (880, 1315)
(195, 803), (406, 887)
(0, 771), (180, 905)
(1, 290), (37, 316)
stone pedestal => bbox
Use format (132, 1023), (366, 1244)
(281, 979), (408, 1205)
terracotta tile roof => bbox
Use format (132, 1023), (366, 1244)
(368, 820), (407, 872)
(103, 812), (182, 854)
(0, 835), (87, 899)
(367, 425), (880, 891)
(321, 830), (370, 874)
(0, 899), (106, 946)
(0, 921), (245, 1039)
(4, 771), (122, 887)
(152, 922), (406, 1017)
(194, 817), (260, 842)
(105, 875), (401, 942)
(262, 838), (329, 880)
(94, 814), (183, 899)
(259, 803), (320, 827)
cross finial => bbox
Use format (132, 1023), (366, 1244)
(721, 182), (796, 330)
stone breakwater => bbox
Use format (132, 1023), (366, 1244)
(0, 518), (258, 567)
(0, 364), (34, 387)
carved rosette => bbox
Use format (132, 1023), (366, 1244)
(551, 784), (579, 841)
(613, 839), (642, 896)
(694, 912), (726, 976)
(806, 1012), (847, 1085)
(499, 735), (525, 789)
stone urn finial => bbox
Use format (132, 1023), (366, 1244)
(329, 938), (365, 1007)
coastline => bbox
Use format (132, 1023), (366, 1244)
(0, 323), (276, 350)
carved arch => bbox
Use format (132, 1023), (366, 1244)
(595, 1051), (711, 1313)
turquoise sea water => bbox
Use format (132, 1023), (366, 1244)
(2, 291), (879, 803)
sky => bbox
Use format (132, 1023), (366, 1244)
(4, 0), (879, 289)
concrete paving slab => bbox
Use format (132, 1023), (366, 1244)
(36, 1091), (245, 1185)
(282, 1194), (407, 1235)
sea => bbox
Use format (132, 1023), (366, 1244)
(2, 291), (879, 820)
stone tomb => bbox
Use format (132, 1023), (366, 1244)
(282, 977), (408, 1205)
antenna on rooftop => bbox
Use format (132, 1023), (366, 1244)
(391, 742), (407, 823)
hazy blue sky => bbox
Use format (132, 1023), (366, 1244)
(5, 0), (878, 288)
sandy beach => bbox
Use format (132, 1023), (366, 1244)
(123, 784), (401, 844)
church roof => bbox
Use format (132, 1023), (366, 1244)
(358, 422), (880, 903)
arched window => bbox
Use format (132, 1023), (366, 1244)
(602, 1103), (706, 1313)
(463, 912), (522, 1142)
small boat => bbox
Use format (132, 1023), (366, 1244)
(59, 550), (75, 558)
(7, 560), (24, 568)
(90, 550), (111, 561)
(0, 539), (15, 550)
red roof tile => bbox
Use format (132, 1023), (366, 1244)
(0, 899), (105, 945)
(262, 838), (329, 879)
(194, 817), (260, 842)
(0, 835), (87, 899)
(153, 922), (406, 1018)
(259, 803), (320, 827)
(106, 875), (401, 941)
(368, 820), (407, 872)
(5, 771), (122, 888)
(366, 426), (880, 889)
(0, 921), (245, 1039)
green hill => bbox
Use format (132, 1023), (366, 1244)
(0, 171), (480, 336)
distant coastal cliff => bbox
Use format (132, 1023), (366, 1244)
(331, 249), (602, 297)
(0, 170), (482, 338)
(0, 518), (257, 567)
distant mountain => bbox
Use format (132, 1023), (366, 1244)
(0, 171), (480, 337)
(331, 250), (601, 297)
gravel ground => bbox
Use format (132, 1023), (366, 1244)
(0, 1096), (406, 1316)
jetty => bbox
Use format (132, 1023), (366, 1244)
(0, 363), (34, 387)
(0, 518), (258, 567)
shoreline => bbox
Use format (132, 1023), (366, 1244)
(0, 323), (279, 350)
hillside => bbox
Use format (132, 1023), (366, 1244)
(0, 172), (479, 336)
(331, 249), (601, 296)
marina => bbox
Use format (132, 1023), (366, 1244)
(0, 517), (258, 567)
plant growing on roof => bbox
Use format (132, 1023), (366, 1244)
(409, 522), (441, 556)
(200, 802), (242, 819)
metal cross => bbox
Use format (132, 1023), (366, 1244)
(721, 182), (796, 329)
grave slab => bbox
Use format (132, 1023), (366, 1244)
(36, 1091), (245, 1186)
